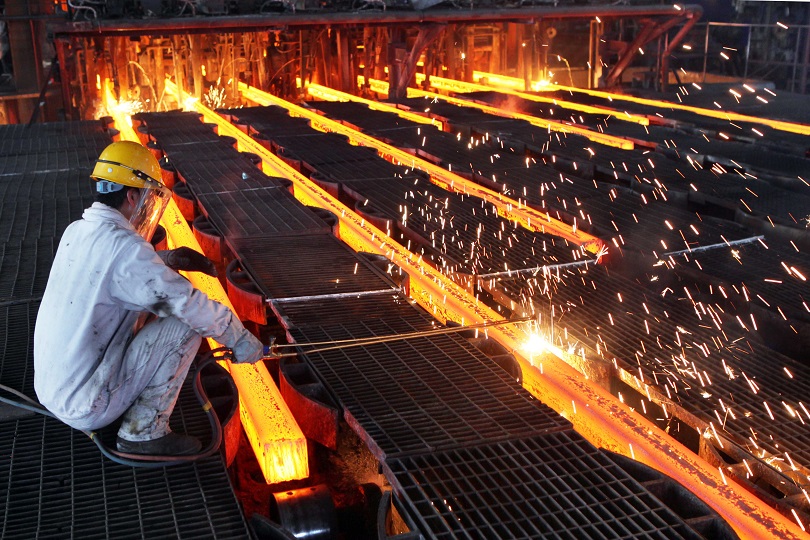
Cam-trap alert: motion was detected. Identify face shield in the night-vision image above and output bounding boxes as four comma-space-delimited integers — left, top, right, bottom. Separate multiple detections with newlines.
129, 184, 172, 243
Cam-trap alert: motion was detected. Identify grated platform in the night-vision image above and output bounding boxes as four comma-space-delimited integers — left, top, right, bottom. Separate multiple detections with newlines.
230, 234, 398, 300
196, 187, 331, 239
289, 314, 572, 460
386, 432, 712, 540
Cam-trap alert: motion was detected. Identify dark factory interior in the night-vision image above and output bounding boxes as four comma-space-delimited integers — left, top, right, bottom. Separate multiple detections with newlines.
0, 0, 808, 538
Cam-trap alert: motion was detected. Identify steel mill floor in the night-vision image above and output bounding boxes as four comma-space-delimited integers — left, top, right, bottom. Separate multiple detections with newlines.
0, 82, 807, 539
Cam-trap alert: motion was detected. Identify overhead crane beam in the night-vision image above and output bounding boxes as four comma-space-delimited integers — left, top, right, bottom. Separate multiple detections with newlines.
240, 81, 607, 256
172, 82, 806, 540
105, 82, 309, 485
363, 76, 636, 150
475, 71, 810, 137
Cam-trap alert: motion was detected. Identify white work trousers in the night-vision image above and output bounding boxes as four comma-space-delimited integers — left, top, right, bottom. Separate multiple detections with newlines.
114, 316, 202, 441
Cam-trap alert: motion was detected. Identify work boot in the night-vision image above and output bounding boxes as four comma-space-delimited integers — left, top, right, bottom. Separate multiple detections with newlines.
116, 432, 202, 456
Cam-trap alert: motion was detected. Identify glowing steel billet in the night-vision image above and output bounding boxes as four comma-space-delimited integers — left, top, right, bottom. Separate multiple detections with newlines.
540, 79, 810, 137
241, 82, 605, 255
112, 80, 309, 484
363, 76, 634, 150
160, 203, 309, 485
424, 72, 650, 126
195, 89, 801, 540
307, 83, 443, 130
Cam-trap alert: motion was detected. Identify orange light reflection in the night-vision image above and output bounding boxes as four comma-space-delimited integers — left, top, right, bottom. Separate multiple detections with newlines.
428, 72, 652, 126
193, 82, 802, 540
307, 83, 443, 131
362, 76, 635, 150
106, 79, 309, 484
476, 71, 810, 137
242, 81, 606, 256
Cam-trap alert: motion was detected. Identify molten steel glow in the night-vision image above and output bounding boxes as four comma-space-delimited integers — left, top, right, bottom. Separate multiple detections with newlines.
188, 82, 804, 540
363, 76, 635, 150
425, 72, 652, 126
523, 333, 551, 356
494, 75, 810, 137
110, 79, 309, 485
307, 83, 443, 130
242, 82, 606, 256
160, 203, 309, 485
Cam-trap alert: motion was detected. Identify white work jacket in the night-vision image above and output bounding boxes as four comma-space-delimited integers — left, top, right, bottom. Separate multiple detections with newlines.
34, 203, 239, 429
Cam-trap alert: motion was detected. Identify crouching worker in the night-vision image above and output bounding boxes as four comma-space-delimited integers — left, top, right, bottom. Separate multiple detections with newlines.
34, 141, 263, 456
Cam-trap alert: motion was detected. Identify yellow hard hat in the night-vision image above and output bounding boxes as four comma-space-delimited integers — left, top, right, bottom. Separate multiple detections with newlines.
91, 140, 164, 192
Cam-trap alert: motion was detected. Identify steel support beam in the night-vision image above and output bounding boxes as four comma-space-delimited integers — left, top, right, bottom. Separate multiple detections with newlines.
604, 12, 697, 88
51, 5, 702, 38
389, 23, 444, 101
659, 9, 701, 92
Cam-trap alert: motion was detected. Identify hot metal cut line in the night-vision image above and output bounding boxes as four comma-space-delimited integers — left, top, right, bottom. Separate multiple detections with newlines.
307, 83, 444, 130
240, 82, 607, 257
108, 80, 309, 485
476, 71, 810, 137
418, 73, 651, 126
362, 77, 635, 150
181, 84, 805, 540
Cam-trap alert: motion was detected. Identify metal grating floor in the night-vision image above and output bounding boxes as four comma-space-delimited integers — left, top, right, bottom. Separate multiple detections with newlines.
0, 170, 96, 202
273, 134, 380, 166
0, 239, 56, 303
172, 153, 288, 195
133, 111, 211, 132
0, 301, 38, 396
271, 291, 422, 329
290, 315, 571, 460
0, 378, 251, 540
135, 110, 741, 538
394, 96, 809, 225
668, 239, 810, 321
220, 106, 314, 137
304, 101, 755, 256
0, 149, 101, 176
458, 90, 810, 179
348, 178, 587, 274
227, 106, 591, 275
196, 187, 331, 239
0, 119, 253, 540
307, 157, 413, 182
0, 197, 95, 243
0, 133, 116, 156
230, 234, 398, 300
0, 120, 111, 140
386, 432, 706, 540
499, 263, 810, 468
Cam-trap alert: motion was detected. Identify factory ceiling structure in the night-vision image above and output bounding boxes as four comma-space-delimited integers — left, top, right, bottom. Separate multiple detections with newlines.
0, 0, 809, 539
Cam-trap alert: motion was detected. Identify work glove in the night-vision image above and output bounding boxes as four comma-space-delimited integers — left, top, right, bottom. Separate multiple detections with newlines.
230, 328, 264, 364
164, 247, 218, 277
